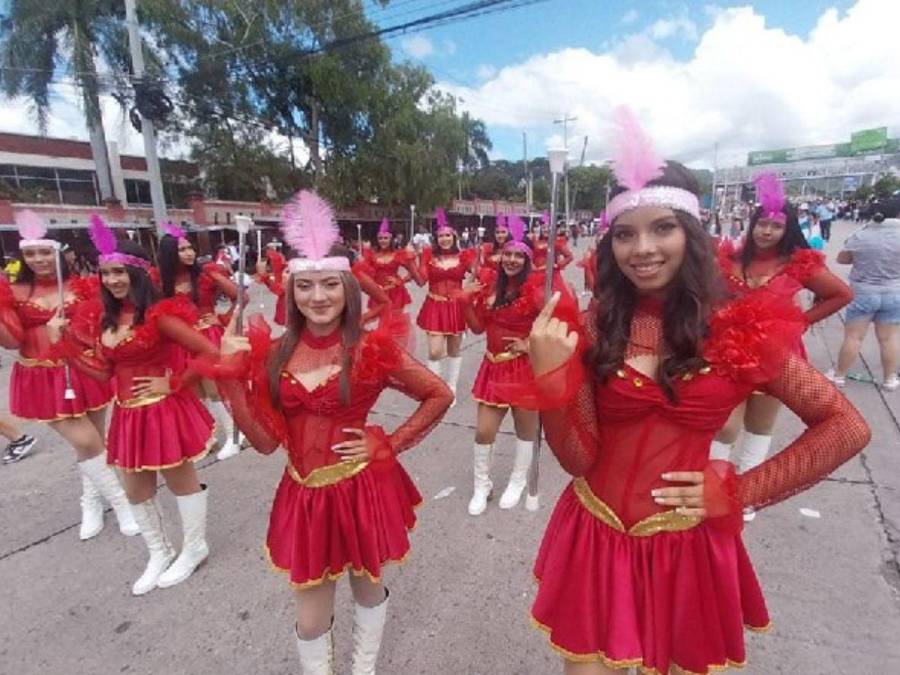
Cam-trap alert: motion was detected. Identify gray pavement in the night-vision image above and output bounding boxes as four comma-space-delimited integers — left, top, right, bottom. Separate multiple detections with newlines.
2, 221, 900, 674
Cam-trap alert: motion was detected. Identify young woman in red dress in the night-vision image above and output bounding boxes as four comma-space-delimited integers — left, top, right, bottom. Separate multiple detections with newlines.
362, 217, 421, 312
0, 211, 136, 541
711, 174, 853, 493
157, 224, 245, 460
415, 207, 477, 402
67, 217, 223, 596
517, 114, 869, 674
531, 212, 574, 280
218, 191, 452, 674
478, 213, 511, 275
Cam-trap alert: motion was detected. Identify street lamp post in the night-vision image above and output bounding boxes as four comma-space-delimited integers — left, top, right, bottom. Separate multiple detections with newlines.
526, 147, 568, 512
409, 205, 416, 245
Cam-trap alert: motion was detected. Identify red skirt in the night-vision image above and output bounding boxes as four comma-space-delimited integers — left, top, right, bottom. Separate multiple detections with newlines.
266, 462, 422, 588
416, 296, 465, 335
169, 322, 225, 374
376, 284, 411, 311
9, 361, 111, 421
106, 390, 216, 471
471, 354, 534, 407
532, 483, 770, 674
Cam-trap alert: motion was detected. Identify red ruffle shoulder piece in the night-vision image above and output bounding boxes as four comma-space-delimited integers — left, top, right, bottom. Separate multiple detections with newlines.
460, 248, 477, 267
476, 266, 498, 290
353, 328, 402, 385
199, 262, 224, 297
145, 295, 201, 334
783, 248, 825, 284
352, 258, 377, 279
68, 274, 101, 302
703, 293, 806, 386
396, 247, 416, 264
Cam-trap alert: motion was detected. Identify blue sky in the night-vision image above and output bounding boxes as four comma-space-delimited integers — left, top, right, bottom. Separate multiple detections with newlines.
367, 0, 885, 167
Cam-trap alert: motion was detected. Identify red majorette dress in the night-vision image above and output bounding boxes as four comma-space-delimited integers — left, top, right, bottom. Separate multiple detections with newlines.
416, 247, 476, 335
512, 295, 869, 674
532, 235, 574, 285
256, 250, 289, 326
216, 321, 452, 588
718, 245, 852, 359
362, 247, 419, 311
465, 273, 577, 408
479, 242, 502, 273
0, 275, 111, 420
66, 297, 218, 471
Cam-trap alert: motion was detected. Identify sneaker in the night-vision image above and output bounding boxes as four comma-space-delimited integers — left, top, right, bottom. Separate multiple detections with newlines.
2, 435, 37, 464
883, 377, 900, 392
825, 369, 846, 387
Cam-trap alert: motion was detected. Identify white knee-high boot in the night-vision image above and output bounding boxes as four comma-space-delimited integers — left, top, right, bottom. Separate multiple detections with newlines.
351, 590, 390, 675
295, 625, 334, 675
212, 401, 242, 460
445, 356, 463, 406
736, 432, 772, 474
78, 455, 139, 538
499, 438, 533, 510
130, 496, 176, 596
709, 440, 733, 462
467, 443, 493, 516
156, 485, 209, 588
427, 358, 444, 380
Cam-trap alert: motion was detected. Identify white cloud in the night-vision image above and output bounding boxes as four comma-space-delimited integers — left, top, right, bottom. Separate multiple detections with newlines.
648, 16, 698, 41
401, 35, 434, 59
444, 39, 457, 55
621, 9, 639, 25
437, 0, 900, 167
476, 64, 498, 81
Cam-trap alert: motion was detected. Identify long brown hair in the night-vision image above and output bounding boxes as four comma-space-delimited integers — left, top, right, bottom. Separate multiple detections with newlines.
589, 161, 724, 402
267, 244, 362, 408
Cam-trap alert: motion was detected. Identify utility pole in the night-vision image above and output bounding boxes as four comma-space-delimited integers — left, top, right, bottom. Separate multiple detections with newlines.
554, 114, 577, 227
522, 131, 531, 209
124, 0, 167, 231
710, 142, 719, 232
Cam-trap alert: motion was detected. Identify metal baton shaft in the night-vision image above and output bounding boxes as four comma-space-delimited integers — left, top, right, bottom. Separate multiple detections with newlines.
54, 245, 76, 400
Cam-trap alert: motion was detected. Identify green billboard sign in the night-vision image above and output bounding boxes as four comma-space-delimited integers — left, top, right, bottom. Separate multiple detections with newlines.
748, 128, 896, 166
850, 127, 887, 153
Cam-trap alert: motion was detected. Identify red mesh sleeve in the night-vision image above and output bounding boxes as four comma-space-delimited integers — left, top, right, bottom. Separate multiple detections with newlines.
0, 278, 24, 348
382, 349, 454, 454
354, 267, 390, 325
738, 354, 871, 510
64, 300, 112, 381
803, 268, 853, 324
539, 356, 600, 477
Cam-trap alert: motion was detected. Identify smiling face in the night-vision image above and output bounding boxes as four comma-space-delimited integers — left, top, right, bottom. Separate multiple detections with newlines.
21, 246, 57, 278
752, 217, 786, 251
437, 231, 455, 250
292, 271, 346, 329
500, 248, 527, 277
100, 261, 131, 300
494, 227, 510, 244
376, 232, 392, 250
610, 206, 686, 295
177, 239, 196, 266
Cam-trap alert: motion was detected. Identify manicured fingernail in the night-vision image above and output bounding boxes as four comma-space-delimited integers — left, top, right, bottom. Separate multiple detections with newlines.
650, 489, 661, 496
654, 498, 665, 504
661, 473, 672, 480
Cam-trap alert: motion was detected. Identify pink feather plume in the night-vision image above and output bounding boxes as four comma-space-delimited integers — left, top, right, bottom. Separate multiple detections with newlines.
15, 209, 47, 240
753, 172, 786, 216
540, 211, 549, 225
89, 214, 118, 255
610, 106, 665, 191
495, 213, 507, 229
506, 214, 526, 243
163, 221, 186, 240
281, 190, 338, 261
435, 207, 448, 229
378, 217, 390, 234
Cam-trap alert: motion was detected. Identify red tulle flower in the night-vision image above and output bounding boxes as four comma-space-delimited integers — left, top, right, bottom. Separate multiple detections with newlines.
354, 331, 401, 384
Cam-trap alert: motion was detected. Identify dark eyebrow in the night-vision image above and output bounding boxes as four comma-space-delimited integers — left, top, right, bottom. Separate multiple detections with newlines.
614, 216, 678, 228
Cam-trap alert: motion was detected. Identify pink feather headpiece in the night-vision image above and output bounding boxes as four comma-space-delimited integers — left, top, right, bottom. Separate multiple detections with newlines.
16, 210, 56, 249
495, 213, 508, 231
606, 106, 699, 224
162, 221, 187, 241
281, 190, 350, 274
434, 207, 454, 236
598, 210, 609, 231
378, 217, 391, 235
540, 211, 549, 226
89, 214, 151, 270
753, 173, 787, 224
502, 213, 533, 260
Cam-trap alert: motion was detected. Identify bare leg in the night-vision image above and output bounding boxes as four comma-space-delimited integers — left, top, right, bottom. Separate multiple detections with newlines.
835, 319, 871, 376
446, 333, 463, 358
874, 321, 900, 381
49, 416, 105, 462
564, 660, 621, 674
160, 460, 202, 497
348, 574, 387, 608
0, 415, 24, 441
294, 580, 337, 639
86, 407, 107, 439
713, 400, 746, 445
121, 470, 160, 505
744, 394, 782, 436
475, 403, 507, 445
427, 333, 447, 361
511, 406, 539, 442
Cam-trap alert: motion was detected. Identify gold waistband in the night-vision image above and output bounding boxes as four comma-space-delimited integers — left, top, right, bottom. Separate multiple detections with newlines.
486, 350, 523, 364
286, 459, 370, 488
116, 393, 169, 409
196, 314, 220, 330
573, 477, 702, 537
17, 356, 63, 368
427, 292, 451, 302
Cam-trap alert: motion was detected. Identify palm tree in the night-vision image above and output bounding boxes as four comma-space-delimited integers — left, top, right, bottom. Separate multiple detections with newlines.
0, 1, 131, 202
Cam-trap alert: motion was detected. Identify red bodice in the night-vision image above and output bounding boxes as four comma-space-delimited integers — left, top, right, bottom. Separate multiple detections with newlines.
480, 243, 502, 272
420, 247, 475, 297
0, 275, 99, 359
363, 249, 415, 289
469, 276, 543, 354
532, 236, 572, 271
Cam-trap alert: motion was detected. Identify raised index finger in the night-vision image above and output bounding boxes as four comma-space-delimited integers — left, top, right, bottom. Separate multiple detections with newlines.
534, 291, 561, 328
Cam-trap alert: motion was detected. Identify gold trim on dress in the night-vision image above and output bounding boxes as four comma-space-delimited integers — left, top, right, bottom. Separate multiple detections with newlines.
427, 292, 451, 302
264, 544, 411, 590
17, 356, 63, 368
114, 425, 217, 473
19, 400, 111, 423
286, 459, 370, 488
115, 393, 169, 409
485, 350, 523, 364
572, 477, 702, 537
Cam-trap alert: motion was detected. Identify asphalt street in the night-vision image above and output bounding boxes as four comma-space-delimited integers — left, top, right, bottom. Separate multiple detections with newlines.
2, 220, 899, 674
